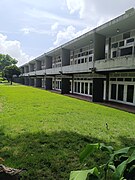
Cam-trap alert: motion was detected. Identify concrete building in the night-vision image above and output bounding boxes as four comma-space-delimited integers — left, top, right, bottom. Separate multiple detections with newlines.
19, 8, 135, 106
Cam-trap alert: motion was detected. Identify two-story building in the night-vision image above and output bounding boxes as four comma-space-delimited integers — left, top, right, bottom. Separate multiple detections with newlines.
19, 8, 135, 106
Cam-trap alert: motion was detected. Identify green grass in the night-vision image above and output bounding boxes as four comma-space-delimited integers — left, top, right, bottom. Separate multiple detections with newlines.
0, 83, 135, 179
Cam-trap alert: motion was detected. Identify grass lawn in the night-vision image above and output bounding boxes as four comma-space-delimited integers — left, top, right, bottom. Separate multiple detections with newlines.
0, 83, 135, 179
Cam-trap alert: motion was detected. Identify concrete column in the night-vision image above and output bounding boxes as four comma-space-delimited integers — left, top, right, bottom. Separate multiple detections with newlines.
36, 61, 42, 70
24, 77, 29, 85
105, 74, 109, 101
35, 78, 42, 87
29, 78, 34, 86
62, 48, 70, 66
92, 78, 104, 102
94, 33, 106, 61
46, 56, 52, 69
46, 78, 52, 90
61, 78, 70, 94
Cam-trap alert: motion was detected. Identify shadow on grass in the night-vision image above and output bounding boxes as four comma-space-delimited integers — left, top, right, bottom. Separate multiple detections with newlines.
118, 136, 135, 147
0, 128, 110, 180
1, 128, 133, 180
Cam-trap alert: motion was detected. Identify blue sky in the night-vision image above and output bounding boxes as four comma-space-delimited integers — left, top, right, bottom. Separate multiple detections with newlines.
0, 0, 135, 65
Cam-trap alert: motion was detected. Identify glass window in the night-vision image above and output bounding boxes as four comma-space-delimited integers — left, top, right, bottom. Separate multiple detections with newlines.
111, 84, 117, 100
77, 82, 80, 93
123, 32, 130, 39
120, 47, 133, 56
89, 57, 92, 62
85, 83, 88, 94
112, 51, 117, 58
119, 41, 124, 47
126, 38, 134, 44
81, 82, 84, 93
127, 85, 134, 103
75, 82, 77, 92
110, 78, 116, 81
125, 78, 132, 82
112, 42, 118, 48
89, 83, 93, 95
118, 84, 124, 101
117, 78, 123, 81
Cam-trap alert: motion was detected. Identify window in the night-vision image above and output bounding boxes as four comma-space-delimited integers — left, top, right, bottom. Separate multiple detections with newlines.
111, 84, 117, 100
112, 51, 117, 58
89, 50, 93, 54
125, 78, 132, 81
110, 78, 116, 81
81, 58, 84, 63
112, 42, 118, 48
77, 82, 80, 93
75, 82, 77, 92
120, 47, 133, 56
89, 57, 92, 62
81, 82, 84, 93
127, 85, 134, 103
118, 84, 124, 101
89, 83, 93, 95
80, 48, 82, 52
117, 78, 123, 81
78, 59, 80, 64
126, 38, 134, 44
123, 32, 130, 39
85, 83, 88, 94
119, 41, 124, 47
85, 51, 88, 55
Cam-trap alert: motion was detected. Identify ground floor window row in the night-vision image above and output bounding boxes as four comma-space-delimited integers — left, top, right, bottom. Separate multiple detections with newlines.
72, 81, 93, 96
110, 77, 135, 82
110, 82, 135, 104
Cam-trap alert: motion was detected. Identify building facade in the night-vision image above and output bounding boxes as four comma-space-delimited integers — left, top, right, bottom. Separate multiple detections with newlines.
19, 8, 135, 106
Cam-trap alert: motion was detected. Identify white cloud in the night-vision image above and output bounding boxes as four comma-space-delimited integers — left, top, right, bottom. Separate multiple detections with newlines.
21, 27, 51, 35
25, 8, 86, 27
51, 22, 59, 31
53, 25, 91, 47
66, 0, 135, 26
0, 33, 33, 66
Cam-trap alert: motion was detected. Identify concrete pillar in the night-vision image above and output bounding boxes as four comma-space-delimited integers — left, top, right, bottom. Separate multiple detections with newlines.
46, 56, 52, 69
62, 48, 70, 66
94, 33, 106, 61
46, 78, 52, 90
105, 74, 109, 101
29, 78, 34, 86
36, 61, 42, 70
35, 78, 42, 87
24, 77, 29, 85
92, 78, 104, 102
61, 78, 70, 94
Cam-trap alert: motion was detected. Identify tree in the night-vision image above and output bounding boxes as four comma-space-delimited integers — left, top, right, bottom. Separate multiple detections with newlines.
3, 65, 20, 85
0, 54, 18, 71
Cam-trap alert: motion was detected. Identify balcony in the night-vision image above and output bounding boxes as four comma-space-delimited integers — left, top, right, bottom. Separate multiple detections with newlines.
46, 67, 62, 75
95, 55, 135, 72
36, 69, 46, 76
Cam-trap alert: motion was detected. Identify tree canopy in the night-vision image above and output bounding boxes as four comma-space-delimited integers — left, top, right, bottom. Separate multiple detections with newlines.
0, 54, 18, 71
3, 65, 20, 85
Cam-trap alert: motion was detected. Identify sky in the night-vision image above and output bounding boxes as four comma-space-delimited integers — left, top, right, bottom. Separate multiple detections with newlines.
0, 0, 135, 66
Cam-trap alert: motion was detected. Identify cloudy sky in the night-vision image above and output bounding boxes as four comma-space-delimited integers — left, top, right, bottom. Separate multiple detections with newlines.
0, 0, 135, 65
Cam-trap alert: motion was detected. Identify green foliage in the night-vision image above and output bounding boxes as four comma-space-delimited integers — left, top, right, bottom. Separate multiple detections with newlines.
0, 84, 135, 179
3, 65, 20, 84
0, 54, 17, 71
70, 167, 99, 180
70, 143, 135, 180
